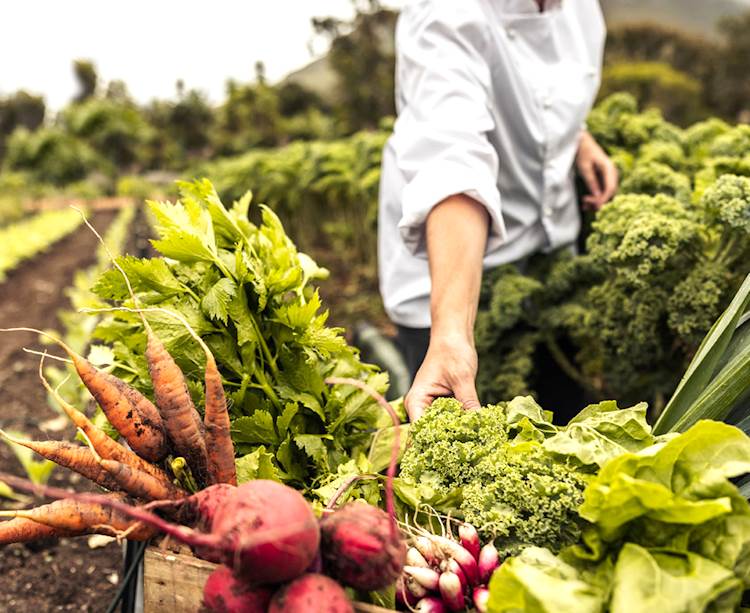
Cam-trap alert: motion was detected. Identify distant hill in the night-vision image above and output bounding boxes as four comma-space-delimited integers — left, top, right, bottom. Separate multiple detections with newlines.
601, 0, 748, 36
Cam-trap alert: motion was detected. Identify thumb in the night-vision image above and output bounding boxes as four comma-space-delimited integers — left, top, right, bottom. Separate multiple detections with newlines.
454, 380, 481, 411
404, 392, 430, 422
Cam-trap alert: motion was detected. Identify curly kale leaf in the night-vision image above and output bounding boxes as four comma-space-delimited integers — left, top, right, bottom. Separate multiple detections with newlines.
462, 446, 587, 555
707, 125, 750, 159
620, 162, 692, 203
702, 174, 750, 237
400, 398, 587, 555
399, 398, 509, 488
667, 261, 733, 347
587, 193, 701, 287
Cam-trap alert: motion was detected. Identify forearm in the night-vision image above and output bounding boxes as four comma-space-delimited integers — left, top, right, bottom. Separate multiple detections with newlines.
426, 193, 490, 342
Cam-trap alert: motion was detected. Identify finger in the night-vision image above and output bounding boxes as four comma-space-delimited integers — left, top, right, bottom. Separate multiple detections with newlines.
582, 194, 598, 211
404, 390, 431, 422
453, 380, 481, 411
601, 160, 619, 203
579, 161, 602, 200
583, 194, 603, 212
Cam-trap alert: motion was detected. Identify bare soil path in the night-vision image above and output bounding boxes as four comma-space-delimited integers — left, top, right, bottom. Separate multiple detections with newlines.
0, 211, 125, 612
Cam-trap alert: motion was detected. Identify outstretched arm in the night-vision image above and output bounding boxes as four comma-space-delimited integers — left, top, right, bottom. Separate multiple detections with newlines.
404, 194, 489, 422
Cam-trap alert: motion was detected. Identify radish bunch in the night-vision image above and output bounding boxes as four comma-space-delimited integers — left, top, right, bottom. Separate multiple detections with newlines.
397, 523, 501, 612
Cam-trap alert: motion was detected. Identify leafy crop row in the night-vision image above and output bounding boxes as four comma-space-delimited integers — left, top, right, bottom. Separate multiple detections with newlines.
0, 209, 83, 281
475, 94, 750, 410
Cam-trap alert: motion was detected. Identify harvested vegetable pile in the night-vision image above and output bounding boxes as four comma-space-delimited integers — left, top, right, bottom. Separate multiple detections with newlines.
89, 179, 393, 503
488, 419, 750, 613
396, 395, 750, 612
397, 396, 653, 557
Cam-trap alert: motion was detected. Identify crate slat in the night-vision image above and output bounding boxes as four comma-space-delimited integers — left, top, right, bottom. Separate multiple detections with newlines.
142, 546, 395, 613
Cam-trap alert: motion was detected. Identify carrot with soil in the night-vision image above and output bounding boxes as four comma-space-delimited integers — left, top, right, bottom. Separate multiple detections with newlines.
0, 430, 122, 492
0, 495, 156, 541
37, 353, 174, 485
80, 430, 187, 502
0, 326, 168, 462
0, 517, 69, 545
85, 303, 237, 487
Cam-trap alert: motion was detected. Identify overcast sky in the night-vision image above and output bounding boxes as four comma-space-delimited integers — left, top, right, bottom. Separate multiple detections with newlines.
1, 1, 404, 111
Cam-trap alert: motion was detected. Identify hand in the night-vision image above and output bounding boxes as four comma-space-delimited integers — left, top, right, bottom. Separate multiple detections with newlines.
404, 333, 480, 422
576, 131, 618, 211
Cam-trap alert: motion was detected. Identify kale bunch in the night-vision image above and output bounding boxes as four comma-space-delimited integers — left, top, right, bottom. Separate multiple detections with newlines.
399, 398, 588, 555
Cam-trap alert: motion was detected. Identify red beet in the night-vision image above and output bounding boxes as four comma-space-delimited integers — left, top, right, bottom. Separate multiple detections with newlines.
320, 500, 406, 591
203, 565, 272, 613
0, 475, 320, 587
268, 574, 353, 613
191, 483, 236, 563
210, 480, 320, 584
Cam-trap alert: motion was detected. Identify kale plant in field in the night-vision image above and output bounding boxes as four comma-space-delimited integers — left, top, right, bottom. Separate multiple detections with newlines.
476, 94, 750, 407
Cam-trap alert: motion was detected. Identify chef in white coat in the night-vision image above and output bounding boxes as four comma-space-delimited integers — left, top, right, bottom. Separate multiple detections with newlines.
378, 0, 618, 421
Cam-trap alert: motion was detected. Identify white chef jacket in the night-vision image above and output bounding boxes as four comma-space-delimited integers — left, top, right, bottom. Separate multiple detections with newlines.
378, 0, 606, 328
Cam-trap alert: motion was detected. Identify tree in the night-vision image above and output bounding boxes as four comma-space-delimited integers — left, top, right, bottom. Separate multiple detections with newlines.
0, 91, 45, 160
598, 62, 705, 125
73, 59, 98, 103
212, 78, 283, 155
313, 3, 397, 132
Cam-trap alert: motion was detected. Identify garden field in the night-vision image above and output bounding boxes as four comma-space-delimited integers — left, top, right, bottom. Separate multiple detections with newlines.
1, 3, 749, 611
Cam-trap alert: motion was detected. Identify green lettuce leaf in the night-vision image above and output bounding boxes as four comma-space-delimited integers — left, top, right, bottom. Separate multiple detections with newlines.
609, 544, 742, 613
487, 547, 605, 613
544, 401, 653, 467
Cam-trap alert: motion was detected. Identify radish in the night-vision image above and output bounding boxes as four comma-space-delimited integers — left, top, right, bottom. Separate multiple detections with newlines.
431, 535, 479, 586
203, 565, 272, 613
403, 565, 441, 591
404, 574, 429, 599
414, 535, 442, 566
268, 574, 353, 613
458, 523, 481, 561
396, 576, 420, 608
407, 546, 430, 568
478, 543, 500, 585
473, 586, 490, 613
415, 597, 448, 613
320, 377, 407, 591
0, 474, 319, 587
438, 571, 465, 612
443, 559, 467, 591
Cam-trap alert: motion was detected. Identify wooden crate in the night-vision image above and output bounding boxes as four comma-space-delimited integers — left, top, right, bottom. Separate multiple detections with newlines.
143, 546, 394, 613
143, 547, 215, 613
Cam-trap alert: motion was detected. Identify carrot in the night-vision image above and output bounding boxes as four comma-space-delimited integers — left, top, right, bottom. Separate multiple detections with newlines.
0, 517, 69, 544
75, 211, 210, 480
0, 430, 121, 491
37, 354, 174, 486
0, 496, 156, 541
145, 330, 209, 484
77, 429, 187, 502
203, 353, 237, 486
0, 327, 168, 462
85, 307, 235, 487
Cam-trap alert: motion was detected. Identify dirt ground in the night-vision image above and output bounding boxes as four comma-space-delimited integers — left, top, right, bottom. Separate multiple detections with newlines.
0, 211, 125, 612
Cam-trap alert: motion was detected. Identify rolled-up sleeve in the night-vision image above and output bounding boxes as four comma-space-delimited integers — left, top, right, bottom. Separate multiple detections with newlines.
392, 3, 506, 256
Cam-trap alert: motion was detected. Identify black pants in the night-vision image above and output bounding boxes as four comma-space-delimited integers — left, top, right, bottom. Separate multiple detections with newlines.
395, 325, 431, 381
